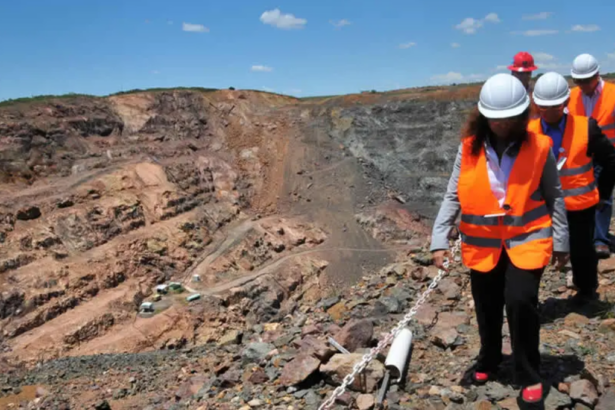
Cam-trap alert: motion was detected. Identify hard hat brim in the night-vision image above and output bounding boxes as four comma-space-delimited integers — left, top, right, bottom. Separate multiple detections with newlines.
507, 64, 538, 72
478, 96, 531, 119
532, 90, 570, 107
571, 66, 600, 79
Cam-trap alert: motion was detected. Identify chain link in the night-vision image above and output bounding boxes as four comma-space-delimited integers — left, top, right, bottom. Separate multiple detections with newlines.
318, 238, 462, 410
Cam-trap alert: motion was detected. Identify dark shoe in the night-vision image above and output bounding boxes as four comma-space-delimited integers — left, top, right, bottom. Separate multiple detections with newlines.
570, 290, 599, 306
596, 244, 610, 259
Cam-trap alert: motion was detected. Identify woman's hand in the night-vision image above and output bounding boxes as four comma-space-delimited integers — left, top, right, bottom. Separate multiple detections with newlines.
432, 250, 451, 271
552, 252, 569, 270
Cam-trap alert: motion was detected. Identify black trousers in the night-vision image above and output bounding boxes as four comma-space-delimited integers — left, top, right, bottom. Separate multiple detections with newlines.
471, 249, 543, 387
568, 205, 599, 294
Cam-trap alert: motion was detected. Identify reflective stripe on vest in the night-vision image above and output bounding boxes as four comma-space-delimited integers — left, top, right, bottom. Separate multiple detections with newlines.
461, 203, 549, 227
569, 82, 615, 143
528, 115, 599, 211
461, 226, 552, 249
457, 132, 553, 273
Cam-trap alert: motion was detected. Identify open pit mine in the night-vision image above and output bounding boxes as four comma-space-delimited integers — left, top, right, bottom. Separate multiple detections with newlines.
1, 86, 614, 410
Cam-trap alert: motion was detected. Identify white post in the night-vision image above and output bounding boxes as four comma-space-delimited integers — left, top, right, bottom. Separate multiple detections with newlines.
384, 328, 413, 383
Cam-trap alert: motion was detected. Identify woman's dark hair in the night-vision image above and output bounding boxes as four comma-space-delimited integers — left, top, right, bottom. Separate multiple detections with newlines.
461, 106, 531, 156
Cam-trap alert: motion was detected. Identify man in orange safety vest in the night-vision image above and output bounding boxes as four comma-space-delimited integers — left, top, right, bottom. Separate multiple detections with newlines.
530, 72, 615, 303
567, 54, 615, 259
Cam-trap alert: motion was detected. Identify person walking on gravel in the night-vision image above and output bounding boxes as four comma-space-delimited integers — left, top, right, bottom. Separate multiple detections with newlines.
566, 53, 615, 259
430, 73, 569, 408
529, 72, 615, 304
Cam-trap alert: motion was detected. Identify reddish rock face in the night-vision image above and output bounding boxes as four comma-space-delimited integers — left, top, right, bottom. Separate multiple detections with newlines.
278, 353, 321, 386
333, 319, 374, 352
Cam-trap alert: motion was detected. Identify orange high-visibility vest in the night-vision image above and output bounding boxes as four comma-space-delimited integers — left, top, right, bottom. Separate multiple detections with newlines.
528, 115, 598, 211
457, 132, 553, 273
568, 82, 615, 143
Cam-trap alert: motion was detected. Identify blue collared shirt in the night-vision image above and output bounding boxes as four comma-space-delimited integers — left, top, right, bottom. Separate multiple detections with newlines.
541, 115, 567, 158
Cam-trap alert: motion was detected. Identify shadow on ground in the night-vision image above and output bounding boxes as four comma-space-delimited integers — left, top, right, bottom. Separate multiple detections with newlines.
458, 353, 585, 390
458, 354, 585, 410
539, 296, 614, 325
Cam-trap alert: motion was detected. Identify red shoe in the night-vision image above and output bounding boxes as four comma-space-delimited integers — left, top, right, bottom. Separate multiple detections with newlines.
522, 384, 543, 403
474, 372, 489, 383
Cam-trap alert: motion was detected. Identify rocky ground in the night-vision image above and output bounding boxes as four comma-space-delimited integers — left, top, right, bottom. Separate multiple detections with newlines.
1, 84, 615, 409
2, 230, 615, 410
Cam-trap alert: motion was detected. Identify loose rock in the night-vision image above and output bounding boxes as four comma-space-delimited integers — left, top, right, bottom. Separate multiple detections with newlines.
432, 328, 460, 349
564, 313, 590, 328
570, 379, 598, 407
378, 296, 401, 313
320, 354, 385, 393
598, 319, 615, 334
218, 330, 242, 346
334, 319, 373, 352
596, 389, 615, 410
279, 353, 321, 386
299, 335, 336, 362
242, 343, 275, 363
545, 386, 572, 409
356, 394, 375, 410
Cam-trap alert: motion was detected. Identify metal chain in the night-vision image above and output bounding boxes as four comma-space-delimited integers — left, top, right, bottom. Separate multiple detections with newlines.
318, 238, 462, 410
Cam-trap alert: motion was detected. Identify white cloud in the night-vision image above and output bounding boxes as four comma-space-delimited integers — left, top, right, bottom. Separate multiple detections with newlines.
399, 42, 416, 49
523, 12, 553, 20
455, 13, 500, 34
433, 72, 464, 82
287, 88, 302, 95
532, 52, 555, 62
251, 65, 273, 72
455, 18, 483, 34
451, 42, 461, 48
182, 22, 209, 33
511, 29, 558, 36
533, 52, 568, 70
607, 52, 615, 60
260, 9, 306, 29
431, 72, 484, 84
330, 19, 351, 28
484, 13, 501, 23
571, 24, 600, 32
538, 63, 569, 70
262, 86, 275, 92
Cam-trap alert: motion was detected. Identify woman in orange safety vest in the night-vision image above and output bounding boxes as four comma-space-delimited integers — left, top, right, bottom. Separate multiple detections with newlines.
430, 73, 569, 408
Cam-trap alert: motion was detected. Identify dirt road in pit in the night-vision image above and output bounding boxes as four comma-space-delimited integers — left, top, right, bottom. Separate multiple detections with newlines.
191, 244, 414, 295
181, 212, 409, 295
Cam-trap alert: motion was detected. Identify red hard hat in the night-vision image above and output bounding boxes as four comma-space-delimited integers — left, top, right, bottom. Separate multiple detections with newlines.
508, 52, 538, 72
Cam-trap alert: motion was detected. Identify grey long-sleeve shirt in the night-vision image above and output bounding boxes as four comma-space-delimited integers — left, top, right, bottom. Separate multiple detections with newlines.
430, 144, 570, 253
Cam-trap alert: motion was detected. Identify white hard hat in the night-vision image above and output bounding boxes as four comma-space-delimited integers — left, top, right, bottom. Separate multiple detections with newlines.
478, 73, 530, 119
533, 72, 570, 106
571, 53, 600, 79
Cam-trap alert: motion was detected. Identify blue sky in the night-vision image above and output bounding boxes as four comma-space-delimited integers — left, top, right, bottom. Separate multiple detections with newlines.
0, 0, 614, 100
